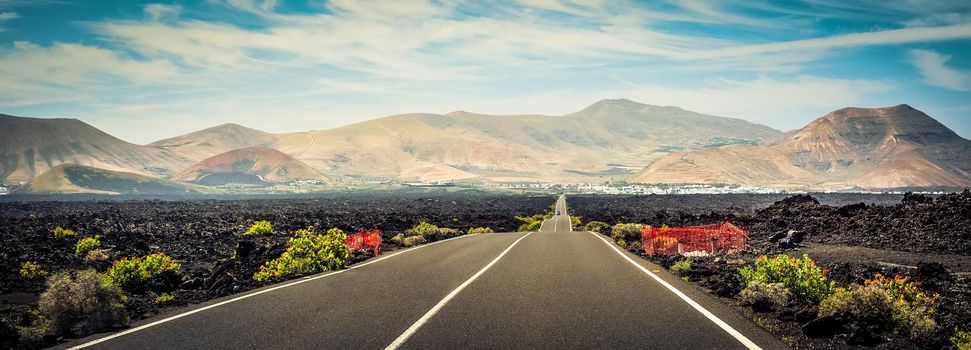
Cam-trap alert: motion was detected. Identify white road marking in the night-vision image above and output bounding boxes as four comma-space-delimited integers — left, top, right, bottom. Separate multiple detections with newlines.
385, 231, 534, 350
587, 231, 763, 350
68, 234, 475, 349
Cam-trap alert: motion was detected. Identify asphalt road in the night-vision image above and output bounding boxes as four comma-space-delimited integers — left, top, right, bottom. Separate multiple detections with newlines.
63, 195, 786, 350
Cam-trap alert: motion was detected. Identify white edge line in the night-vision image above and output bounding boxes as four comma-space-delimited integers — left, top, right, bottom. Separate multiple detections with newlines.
385, 231, 534, 350
68, 234, 475, 349
587, 231, 763, 350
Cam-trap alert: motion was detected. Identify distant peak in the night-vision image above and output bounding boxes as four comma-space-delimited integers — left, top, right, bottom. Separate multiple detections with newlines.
590, 98, 647, 108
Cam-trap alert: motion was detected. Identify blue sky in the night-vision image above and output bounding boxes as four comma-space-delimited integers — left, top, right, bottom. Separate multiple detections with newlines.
0, 0, 969, 143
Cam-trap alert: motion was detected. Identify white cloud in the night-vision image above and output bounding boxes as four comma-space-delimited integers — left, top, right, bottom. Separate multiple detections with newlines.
0, 41, 180, 105
144, 4, 181, 22
908, 49, 970, 91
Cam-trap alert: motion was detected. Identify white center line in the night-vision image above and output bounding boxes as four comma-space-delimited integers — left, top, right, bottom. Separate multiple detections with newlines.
385, 231, 534, 350
587, 231, 763, 350
68, 234, 475, 349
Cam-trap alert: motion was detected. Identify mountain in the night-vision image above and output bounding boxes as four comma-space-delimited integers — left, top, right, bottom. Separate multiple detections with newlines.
19, 164, 210, 195
0, 114, 190, 185
271, 99, 781, 182
174, 147, 326, 186
633, 105, 971, 190
148, 123, 278, 162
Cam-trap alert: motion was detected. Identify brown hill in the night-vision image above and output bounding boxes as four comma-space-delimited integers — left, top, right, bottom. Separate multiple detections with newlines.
148, 123, 278, 162
174, 147, 326, 185
633, 105, 971, 190
0, 114, 189, 185
272, 99, 781, 182
20, 164, 210, 195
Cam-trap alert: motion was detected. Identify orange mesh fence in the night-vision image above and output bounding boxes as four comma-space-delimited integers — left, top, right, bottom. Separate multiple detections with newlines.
345, 228, 382, 255
641, 221, 748, 256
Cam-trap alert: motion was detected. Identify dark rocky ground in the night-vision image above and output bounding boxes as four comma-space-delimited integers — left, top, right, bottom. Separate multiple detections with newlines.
571, 190, 971, 349
0, 192, 554, 348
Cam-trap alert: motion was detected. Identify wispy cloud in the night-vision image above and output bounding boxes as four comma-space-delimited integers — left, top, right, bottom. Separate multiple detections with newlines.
908, 49, 970, 91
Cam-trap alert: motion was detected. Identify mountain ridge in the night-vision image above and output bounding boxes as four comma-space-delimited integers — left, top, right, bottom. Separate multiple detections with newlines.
633, 104, 971, 189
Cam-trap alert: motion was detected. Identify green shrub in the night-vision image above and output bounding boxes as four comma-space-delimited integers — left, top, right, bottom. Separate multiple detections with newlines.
628, 240, 642, 253
404, 222, 459, 240
154, 293, 174, 304
819, 284, 894, 326
583, 221, 610, 233
409, 221, 440, 237
253, 227, 349, 282
570, 216, 582, 228
739, 281, 792, 310
52, 226, 76, 238
243, 220, 273, 236
103, 253, 182, 290
738, 254, 834, 304
20, 261, 47, 280
515, 212, 552, 232
866, 274, 939, 339
615, 239, 627, 249
20, 269, 128, 339
75, 236, 102, 257
610, 223, 643, 241
467, 227, 493, 235
390, 233, 405, 245
670, 259, 692, 277
403, 235, 426, 247
953, 328, 971, 350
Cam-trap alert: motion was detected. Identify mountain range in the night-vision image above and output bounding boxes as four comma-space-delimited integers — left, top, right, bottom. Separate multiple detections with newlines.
1, 100, 967, 194
633, 105, 971, 189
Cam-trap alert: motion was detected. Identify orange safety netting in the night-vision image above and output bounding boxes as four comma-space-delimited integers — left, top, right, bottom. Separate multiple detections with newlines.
345, 228, 382, 255
641, 221, 748, 256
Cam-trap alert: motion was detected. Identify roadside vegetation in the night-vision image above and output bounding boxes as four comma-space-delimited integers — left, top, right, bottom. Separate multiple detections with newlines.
584, 197, 967, 350
253, 227, 349, 281
389, 221, 462, 248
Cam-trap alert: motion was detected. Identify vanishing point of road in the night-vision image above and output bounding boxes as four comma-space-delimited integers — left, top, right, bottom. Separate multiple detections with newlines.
62, 196, 786, 350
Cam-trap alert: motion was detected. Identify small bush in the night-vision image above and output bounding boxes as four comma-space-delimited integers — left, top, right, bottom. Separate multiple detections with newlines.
610, 223, 643, 241
243, 220, 273, 236
467, 227, 493, 235
628, 240, 642, 253
52, 226, 76, 238
21, 269, 128, 339
583, 221, 610, 233
253, 227, 349, 282
739, 254, 834, 304
20, 261, 47, 280
953, 329, 971, 350
390, 233, 405, 245
154, 293, 174, 304
866, 274, 939, 339
570, 216, 582, 228
103, 253, 181, 290
515, 213, 552, 232
405, 222, 459, 240
75, 236, 102, 257
820, 284, 894, 325
739, 281, 792, 310
670, 259, 692, 277
403, 235, 427, 247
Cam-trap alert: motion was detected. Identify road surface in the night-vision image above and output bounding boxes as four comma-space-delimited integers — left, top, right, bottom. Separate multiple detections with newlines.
63, 195, 785, 350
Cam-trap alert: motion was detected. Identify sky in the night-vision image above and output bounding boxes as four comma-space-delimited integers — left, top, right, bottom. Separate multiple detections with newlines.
0, 0, 969, 144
